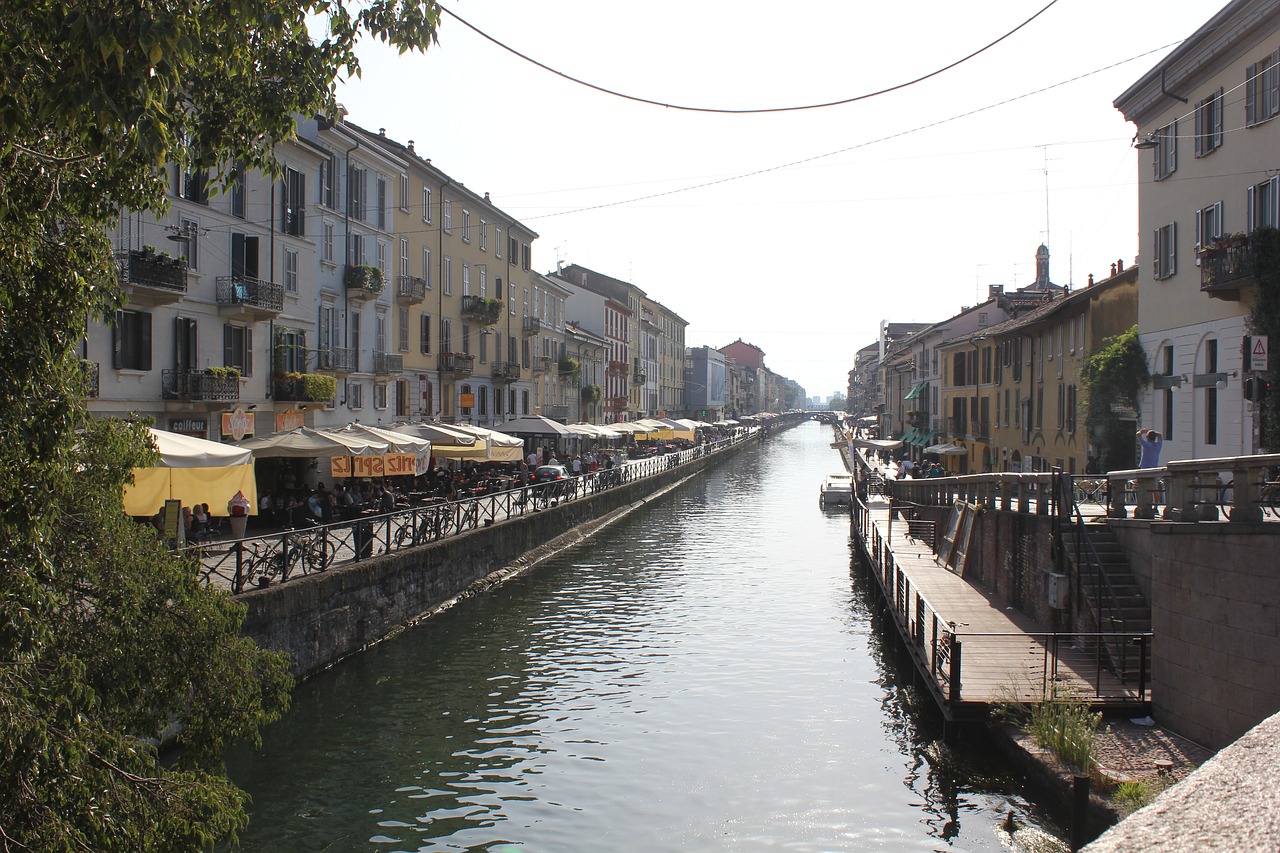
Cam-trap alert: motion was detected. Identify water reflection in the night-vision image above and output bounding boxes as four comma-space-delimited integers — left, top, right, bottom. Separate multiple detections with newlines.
226, 422, 1065, 852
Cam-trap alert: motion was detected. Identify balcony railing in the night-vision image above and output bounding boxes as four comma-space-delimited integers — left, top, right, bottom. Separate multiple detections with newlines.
316, 347, 357, 373
1200, 241, 1254, 299
345, 264, 385, 300
82, 361, 99, 398
439, 352, 475, 377
608, 360, 629, 375
533, 355, 553, 374
373, 351, 403, 375
461, 295, 503, 325
216, 275, 283, 314
162, 369, 240, 402
492, 361, 521, 381
273, 375, 331, 403
397, 274, 428, 303
548, 405, 570, 420
631, 372, 647, 385
522, 316, 541, 336
118, 250, 187, 298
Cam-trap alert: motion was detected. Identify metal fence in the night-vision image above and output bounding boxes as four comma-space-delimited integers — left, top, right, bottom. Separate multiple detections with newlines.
183, 432, 749, 594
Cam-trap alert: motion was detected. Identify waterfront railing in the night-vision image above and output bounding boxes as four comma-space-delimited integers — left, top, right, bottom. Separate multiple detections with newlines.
184, 431, 753, 594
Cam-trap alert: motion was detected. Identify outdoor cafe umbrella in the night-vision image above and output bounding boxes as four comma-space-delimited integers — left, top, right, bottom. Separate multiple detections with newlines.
447, 424, 525, 462
498, 414, 573, 437
123, 427, 256, 517
238, 426, 388, 457
325, 423, 431, 454
389, 421, 478, 447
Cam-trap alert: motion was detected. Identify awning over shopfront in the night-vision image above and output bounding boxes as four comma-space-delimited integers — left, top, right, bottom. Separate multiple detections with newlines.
924, 442, 968, 456
901, 428, 918, 445
910, 430, 936, 447
903, 381, 928, 401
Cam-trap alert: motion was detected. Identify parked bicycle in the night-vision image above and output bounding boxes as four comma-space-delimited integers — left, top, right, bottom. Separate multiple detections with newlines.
241, 523, 334, 589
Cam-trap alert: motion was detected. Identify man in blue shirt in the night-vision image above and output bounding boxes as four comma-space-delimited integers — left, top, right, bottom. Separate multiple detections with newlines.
1138, 429, 1163, 468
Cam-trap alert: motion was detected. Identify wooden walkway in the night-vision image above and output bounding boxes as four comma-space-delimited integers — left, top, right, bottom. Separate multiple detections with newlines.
855, 496, 1145, 722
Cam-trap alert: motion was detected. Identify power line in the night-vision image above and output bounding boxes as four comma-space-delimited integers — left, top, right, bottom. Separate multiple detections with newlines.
440, 1, 1062, 114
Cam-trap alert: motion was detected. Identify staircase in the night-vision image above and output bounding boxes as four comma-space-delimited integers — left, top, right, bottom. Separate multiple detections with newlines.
1063, 520, 1152, 684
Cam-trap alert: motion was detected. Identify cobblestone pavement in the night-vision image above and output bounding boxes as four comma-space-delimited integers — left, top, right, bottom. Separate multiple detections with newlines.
1092, 718, 1216, 784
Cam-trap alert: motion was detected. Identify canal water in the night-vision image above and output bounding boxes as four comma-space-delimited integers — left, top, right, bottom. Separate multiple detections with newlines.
226, 421, 1067, 852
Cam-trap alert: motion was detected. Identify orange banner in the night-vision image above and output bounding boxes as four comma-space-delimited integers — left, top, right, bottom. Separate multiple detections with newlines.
330, 453, 418, 479
276, 408, 305, 432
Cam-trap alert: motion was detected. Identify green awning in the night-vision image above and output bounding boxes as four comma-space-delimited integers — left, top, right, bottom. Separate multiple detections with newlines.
903, 380, 928, 401
901, 428, 917, 444
913, 430, 936, 447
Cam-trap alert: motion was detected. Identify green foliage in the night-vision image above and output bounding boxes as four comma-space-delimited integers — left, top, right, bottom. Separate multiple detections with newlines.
1248, 227, 1280, 450
1082, 325, 1149, 470
1110, 778, 1169, 816
558, 356, 580, 375
991, 683, 1100, 775
205, 365, 241, 380
1, 0, 441, 847
581, 384, 603, 404
344, 263, 385, 294
302, 372, 337, 402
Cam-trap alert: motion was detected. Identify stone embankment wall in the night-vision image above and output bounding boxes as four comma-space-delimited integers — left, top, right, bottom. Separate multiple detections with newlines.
239, 442, 751, 680
1109, 520, 1280, 749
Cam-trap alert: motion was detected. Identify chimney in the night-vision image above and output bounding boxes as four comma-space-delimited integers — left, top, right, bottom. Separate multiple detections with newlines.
379, 127, 386, 136
1089, 273, 1095, 286
987, 284, 1004, 298
1117, 258, 1124, 272
407, 140, 415, 152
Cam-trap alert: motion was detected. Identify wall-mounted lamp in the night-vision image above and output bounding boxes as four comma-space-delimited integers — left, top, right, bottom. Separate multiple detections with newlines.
165, 222, 202, 242
246, 404, 257, 411
1132, 133, 1159, 150
298, 404, 309, 411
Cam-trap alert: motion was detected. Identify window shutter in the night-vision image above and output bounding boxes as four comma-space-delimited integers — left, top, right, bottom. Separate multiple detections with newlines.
245, 327, 253, 377
1195, 101, 1204, 158
1169, 222, 1176, 276
1272, 176, 1280, 227
139, 312, 152, 371
1271, 49, 1280, 118
112, 310, 123, 369
1249, 184, 1257, 232
1195, 208, 1203, 249
1166, 119, 1177, 176
223, 324, 233, 368
1213, 88, 1224, 145
1153, 229, 1160, 277
1247, 62, 1257, 126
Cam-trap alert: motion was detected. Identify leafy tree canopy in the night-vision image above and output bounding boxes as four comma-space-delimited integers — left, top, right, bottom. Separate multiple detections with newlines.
1, 1, 439, 848
1082, 325, 1149, 470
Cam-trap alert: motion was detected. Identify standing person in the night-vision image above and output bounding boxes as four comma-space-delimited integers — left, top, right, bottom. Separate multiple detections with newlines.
527, 446, 540, 469
571, 454, 583, 476
1138, 429, 1163, 468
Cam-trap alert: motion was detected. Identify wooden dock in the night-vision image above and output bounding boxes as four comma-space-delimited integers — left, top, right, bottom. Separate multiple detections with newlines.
854, 496, 1146, 723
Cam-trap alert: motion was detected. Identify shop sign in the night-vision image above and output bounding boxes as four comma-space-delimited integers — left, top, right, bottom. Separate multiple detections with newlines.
168, 418, 207, 438
276, 408, 306, 432
221, 407, 254, 441
330, 453, 418, 479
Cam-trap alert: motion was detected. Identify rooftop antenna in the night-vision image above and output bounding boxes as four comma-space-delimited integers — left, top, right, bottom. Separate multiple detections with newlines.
975, 263, 990, 304
1037, 144, 1059, 251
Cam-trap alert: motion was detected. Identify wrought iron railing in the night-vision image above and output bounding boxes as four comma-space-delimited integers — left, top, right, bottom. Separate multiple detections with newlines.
373, 351, 403, 374
522, 316, 541, 336
162, 369, 240, 402
316, 347, 357, 373
397, 274, 428, 302
492, 361, 521, 381
215, 275, 283, 312
1200, 242, 1253, 294
439, 352, 475, 376
118, 250, 187, 294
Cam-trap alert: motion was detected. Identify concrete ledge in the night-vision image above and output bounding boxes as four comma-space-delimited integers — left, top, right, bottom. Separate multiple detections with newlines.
1084, 710, 1280, 851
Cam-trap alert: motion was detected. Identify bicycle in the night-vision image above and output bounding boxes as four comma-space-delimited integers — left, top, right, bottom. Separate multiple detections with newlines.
243, 525, 334, 588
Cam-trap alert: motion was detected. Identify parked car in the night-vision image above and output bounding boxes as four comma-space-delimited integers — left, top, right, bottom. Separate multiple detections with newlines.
530, 464, 571, 501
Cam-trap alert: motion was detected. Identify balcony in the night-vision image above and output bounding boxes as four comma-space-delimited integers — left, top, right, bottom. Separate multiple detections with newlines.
345, 264, 385, 301
548, 405, 570, 420
272, 373, 335, 403
82, 361, 99, 399
216, 275, 283, 318
608, 360, 629, 375
1200, 240, 1254, 301
522, 316, 541, 336
461, 295, 503, 325
632, 372, 647, 385
396, 274, 428, 303
439, 352, 475, 377
533, 355, 553, 374
492, 361, 521, 382
162, 369, 240, 402
558, 357, 580, 376
373, 351, 403, 375
117, 250, 187, 304
316, 347, 357, 374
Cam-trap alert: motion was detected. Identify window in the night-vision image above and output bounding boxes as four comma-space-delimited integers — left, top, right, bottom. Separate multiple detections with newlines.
398, 307, 409, 352
420, 377, 433, 417
522, 389, 529, 415
462, 263, 470, 296
399, 174, 409, 211
400, 238, 410, 276
349, 381, 363, 409
1067, 385, 1077, 434
350, 310, 361, 370
351, 232, 365, 266
230, 167, 245, 219
443, 198, 453, 233
1246, 47, 1280, 127
375, 383, 387, 409
223, 324, 253, 376
320, 302, 335, 354
443, 256, 453, 295
1195, 202, 1223, 254
479, 266, 487, 297
322, 221, 335, 263
348, 165, 367, 221
479, 329, 488, 363
521, 242, 531, 270
495, 227, 502, 258
1205, 339, 1218, 446
376, 177, 387, 230
508, 235, 519, 261
423, 187, 432, 223
169, 219, 197, 272
461, 323, 471, 356
320, 153, 336, 208
1249, 175, 1280, 231
376, 240, 387, 274
1195, 88, 1224, 156
282, 167, 305, 236
462, 209, 471, 242
276, 329, 306, 373
375, 313, 387, 354
420, 313, 432, 354
477, 386, 488, 417
1154, 223, 1177, 280
396, 379, 410, 418
1162, 345, 1175, 440
175, 163, 208, 204
1153, 120, 1176, 181
112, 309, 152, 370
479, 220, 487, 250
284, 249, 298, 293
230, 233, 259, 280
441, 318, 452, 353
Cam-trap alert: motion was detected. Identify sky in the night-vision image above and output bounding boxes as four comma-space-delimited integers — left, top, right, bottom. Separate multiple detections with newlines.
333, 0, 1219, 399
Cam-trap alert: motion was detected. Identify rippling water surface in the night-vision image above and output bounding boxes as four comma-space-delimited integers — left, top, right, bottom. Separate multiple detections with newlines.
226, 422, 1066, 852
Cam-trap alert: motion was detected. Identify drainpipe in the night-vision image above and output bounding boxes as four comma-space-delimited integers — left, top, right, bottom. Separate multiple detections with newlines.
438, 177, 453, 419
340, 133, 360, 406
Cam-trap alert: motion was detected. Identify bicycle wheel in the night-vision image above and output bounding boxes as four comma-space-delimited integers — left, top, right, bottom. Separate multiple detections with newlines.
307, 539, 335, 572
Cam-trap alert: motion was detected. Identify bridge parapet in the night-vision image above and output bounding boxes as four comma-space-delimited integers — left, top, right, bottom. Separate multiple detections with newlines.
1107, 452, 1280, 523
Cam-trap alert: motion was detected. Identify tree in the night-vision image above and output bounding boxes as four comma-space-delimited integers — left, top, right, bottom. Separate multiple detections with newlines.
0, 1, 440, 847
828, 393, 847, 412
1247, 226, 1280, 450
1082, 325, 1149, 471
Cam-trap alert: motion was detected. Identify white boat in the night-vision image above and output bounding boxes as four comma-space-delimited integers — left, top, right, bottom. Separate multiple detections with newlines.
819, 472, 853, 508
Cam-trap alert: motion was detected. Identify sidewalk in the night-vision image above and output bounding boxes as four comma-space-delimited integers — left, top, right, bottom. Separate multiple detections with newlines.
1092, 718, 1215, 784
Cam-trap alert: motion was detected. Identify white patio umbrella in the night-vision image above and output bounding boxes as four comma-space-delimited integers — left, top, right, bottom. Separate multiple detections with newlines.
389, 421, 478, 447
498, 414, 573, 437
325, 423, 431, 454
447, 424, 525, 462
123, 427, 257, 516
239, 426, 387, 457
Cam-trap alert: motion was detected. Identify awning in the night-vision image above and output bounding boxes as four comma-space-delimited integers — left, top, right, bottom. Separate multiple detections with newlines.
903, 380, 928, 401
911, 430, 936, 447
924, 442, 968, 456
901, 428, 918, 445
